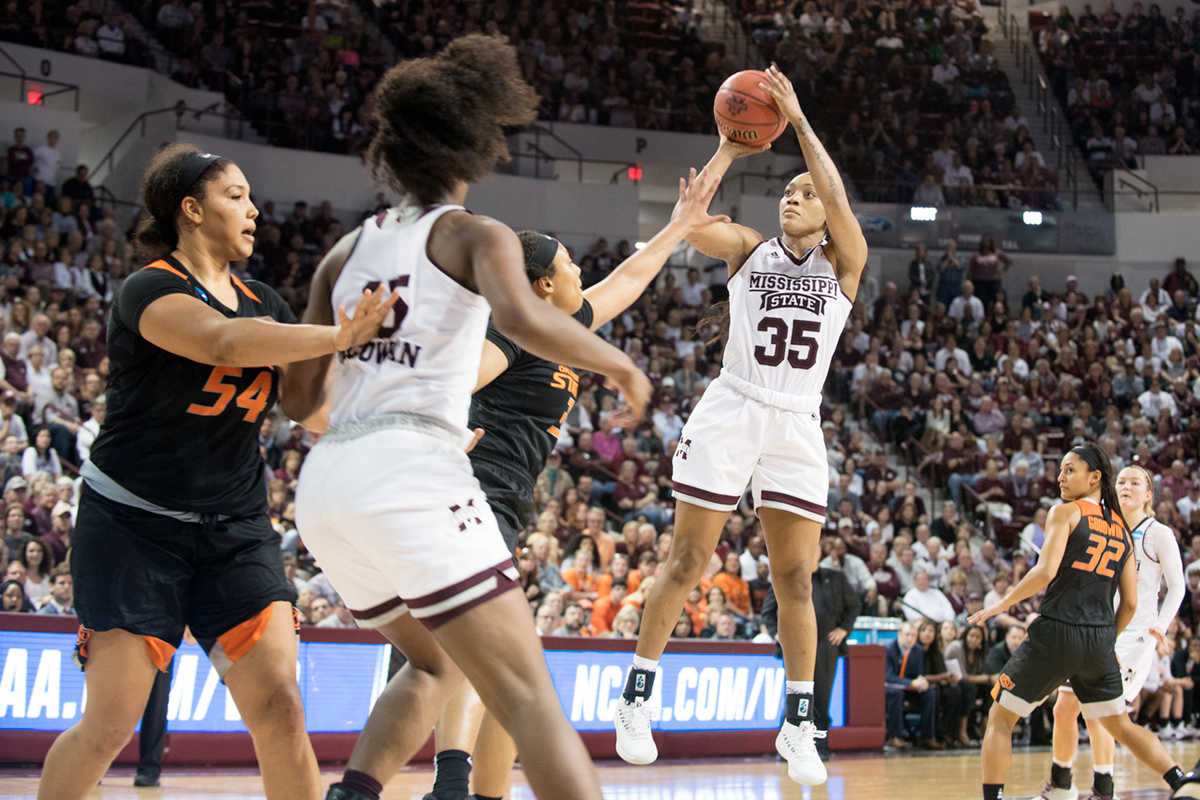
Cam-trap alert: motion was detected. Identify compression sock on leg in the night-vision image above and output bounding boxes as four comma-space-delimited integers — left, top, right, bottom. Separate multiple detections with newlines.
623, 656, 658, 703
1051, 760, 1073, 790
337, 769, 383, 800
982, 783, 1003, 800
1166, 766, 1186, 791
785, 680, 816, 726
430, 750, 471, 799
1092, 764, 1113, 797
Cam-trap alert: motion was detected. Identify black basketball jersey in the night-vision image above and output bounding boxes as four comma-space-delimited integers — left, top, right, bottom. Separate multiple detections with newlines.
1038, 498, 1133, 628
468, 300, 593, 497
88, 257, 296, 516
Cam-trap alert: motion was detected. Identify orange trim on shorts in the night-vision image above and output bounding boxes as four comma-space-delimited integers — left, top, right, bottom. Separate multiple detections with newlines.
231, 275, 262, 302
144, 636, 177, 672
144, 259, 189, 281
75, 626, 92, 663
991, 680, 1000, 701
217, 603, 275, 663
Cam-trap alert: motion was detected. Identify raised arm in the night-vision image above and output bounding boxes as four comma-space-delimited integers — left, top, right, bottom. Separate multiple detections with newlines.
683, 137, 769, 276
467, 218, 652, 424
585, 167, 729, 330
760, 64, 868, 299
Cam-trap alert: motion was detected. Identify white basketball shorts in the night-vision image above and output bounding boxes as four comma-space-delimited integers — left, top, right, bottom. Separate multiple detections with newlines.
295, 425, 517, 630
671, 372, 828, 523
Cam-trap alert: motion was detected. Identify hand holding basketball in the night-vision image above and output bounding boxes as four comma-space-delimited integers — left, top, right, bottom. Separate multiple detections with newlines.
718, 134, 772, 159
758, 64, 803, 125
671, 166, 730, 232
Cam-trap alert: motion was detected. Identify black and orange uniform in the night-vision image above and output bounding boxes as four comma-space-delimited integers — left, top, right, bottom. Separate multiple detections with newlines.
467, 300, 592, 551
993, 497, 1133, 717
73, 256, 296, 675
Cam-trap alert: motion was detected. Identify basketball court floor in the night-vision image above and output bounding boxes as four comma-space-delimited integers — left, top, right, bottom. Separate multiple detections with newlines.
4, 742, 1199, 799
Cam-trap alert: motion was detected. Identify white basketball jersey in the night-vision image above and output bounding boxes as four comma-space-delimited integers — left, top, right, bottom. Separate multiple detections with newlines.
1128, 517, 1180, 632
723, 237, 853, 398
327, 205, 489, 434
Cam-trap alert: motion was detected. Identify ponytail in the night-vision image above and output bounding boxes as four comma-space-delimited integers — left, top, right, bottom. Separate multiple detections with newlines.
693, 301, 730, 349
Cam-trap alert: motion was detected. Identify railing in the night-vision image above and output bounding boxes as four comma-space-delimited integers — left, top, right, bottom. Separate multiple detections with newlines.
0, 70, 80, 111
1114, 169, 1160, 212
90, 105, 249, 185
527, 125, 585, 183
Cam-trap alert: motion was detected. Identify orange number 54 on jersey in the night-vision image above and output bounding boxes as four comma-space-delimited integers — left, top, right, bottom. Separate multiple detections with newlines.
187, 367, 274, 423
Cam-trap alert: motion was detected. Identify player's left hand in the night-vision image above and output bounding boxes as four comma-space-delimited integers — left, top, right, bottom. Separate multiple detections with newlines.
758, 64, 803, 125
671, 166, 730, 232
968, 602, 1004, 626
333, 284, 401, 351
1150, 627, 1168, 647
465, 427, 485, 454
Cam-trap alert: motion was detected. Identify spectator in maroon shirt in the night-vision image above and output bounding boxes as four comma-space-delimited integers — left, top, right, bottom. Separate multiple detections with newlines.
863, 448, 903, 495
28, 486, 58, 538
867, 542, 901, 615
0, 333, 30, 408
7, 128, 34, 190
1163, 258, 1198, 299
69, 319, 106, 370
1162, 460, 1196, 503
972, 459, 1010, 511
613, 460, 660, 526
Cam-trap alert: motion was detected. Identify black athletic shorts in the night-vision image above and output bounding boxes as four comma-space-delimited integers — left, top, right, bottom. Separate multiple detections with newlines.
474, 461, 531, 556
71, 483, 295, 669
993, 617, 1124, 719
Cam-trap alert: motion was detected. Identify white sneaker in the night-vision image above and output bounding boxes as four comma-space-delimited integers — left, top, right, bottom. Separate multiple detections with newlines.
775, 720, 827, 786
614, 698, 658, 765
1038, 781, 1079, 800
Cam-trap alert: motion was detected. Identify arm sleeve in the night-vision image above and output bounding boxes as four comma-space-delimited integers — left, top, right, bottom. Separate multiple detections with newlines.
484, 320, 523, 367
114, 267, 195, 332
575, 299, 595, 329
254, 282, 299, 324
1152, 523, 1187, 632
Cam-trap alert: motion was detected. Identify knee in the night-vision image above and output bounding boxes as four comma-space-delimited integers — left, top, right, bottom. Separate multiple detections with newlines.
664, 542, 712, 584
773, 565, 813, 605
239, 677, 307, 736
81, 718, 136, 760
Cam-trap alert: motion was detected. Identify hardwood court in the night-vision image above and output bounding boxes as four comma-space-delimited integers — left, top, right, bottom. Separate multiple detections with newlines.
3, 742, 1198, 799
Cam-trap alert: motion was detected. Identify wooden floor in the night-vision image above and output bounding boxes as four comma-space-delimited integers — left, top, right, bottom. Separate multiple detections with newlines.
4, 742, 1198, 799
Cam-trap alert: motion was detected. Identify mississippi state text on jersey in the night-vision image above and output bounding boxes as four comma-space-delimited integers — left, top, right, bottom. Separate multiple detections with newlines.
724, 237, 853, 396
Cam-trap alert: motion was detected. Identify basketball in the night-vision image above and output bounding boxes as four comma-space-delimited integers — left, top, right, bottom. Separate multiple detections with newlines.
713, 70, 787, 146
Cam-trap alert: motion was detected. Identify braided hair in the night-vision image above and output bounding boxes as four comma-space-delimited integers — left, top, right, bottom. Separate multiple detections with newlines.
1069, 443, 1130, 532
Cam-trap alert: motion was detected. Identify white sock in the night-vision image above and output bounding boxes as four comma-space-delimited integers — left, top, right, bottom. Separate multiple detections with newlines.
1093, 764, 1113, 775
632, 655, 659, 672
1053, 758, 1073, 768
787, 680, 815, 694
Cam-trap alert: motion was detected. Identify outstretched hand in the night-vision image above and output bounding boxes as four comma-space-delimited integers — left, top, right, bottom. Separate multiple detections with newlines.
968, 602, 1005, 626
758, 64, 803, 125
671, 166, 730, 233
332, 285, 401, 351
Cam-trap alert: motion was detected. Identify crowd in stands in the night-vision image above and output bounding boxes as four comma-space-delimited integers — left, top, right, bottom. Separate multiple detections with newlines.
1033, 3, 1200, 186
5, 0, 1068, 209
3, 0, 735, 152
733, 0, 1062, 209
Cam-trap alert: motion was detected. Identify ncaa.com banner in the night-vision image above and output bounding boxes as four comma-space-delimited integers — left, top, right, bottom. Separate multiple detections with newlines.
0, 630, 844, 734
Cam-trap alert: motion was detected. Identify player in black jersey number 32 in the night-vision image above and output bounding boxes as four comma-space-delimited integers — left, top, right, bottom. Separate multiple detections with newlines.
970, 443, 1190, 800
37, 144, 397, 800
